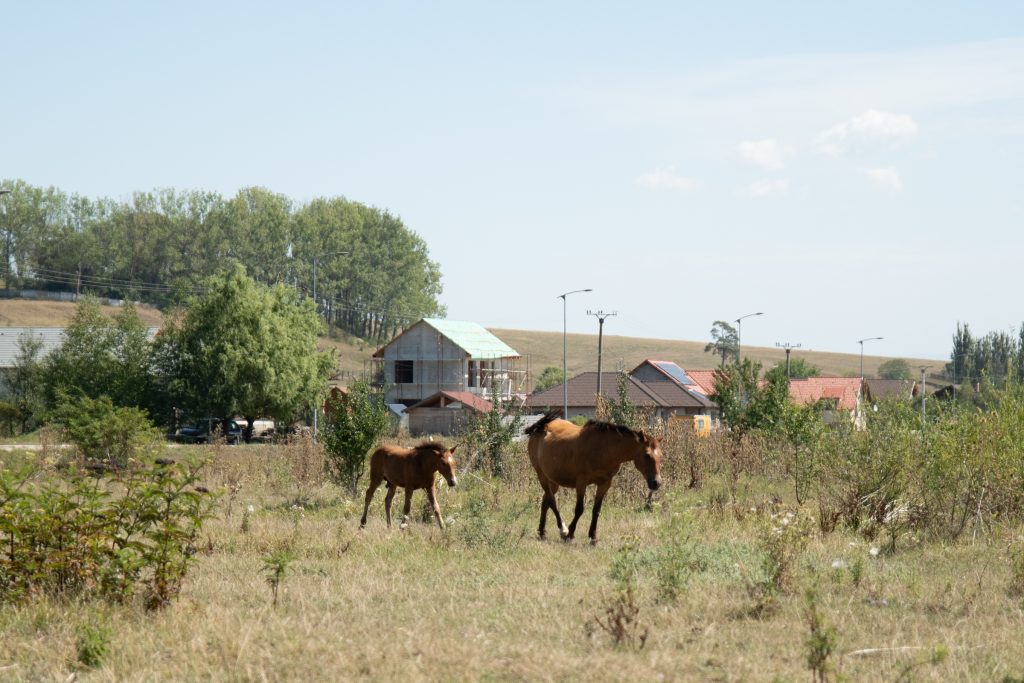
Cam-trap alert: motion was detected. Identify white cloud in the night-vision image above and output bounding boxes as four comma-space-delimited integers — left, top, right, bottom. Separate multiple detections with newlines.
737, 139, 788, 169
742, 178, 790, 198
816, 109, 918, 155
863, 167, 903, 192
635, 166, 701, 191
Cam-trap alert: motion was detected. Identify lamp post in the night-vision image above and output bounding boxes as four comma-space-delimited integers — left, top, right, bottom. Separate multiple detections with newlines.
918, 365, 930, 427
311, 251, 349, 437
857, 336, 884, 381
734, 312, 763, 362
559, 288, 592, 418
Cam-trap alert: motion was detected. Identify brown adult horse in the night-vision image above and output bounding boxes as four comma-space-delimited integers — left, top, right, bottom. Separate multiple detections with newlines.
359, 442, 458, 530
526, 412, 663, 544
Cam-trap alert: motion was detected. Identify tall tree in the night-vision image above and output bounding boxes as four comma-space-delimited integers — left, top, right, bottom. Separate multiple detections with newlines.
704, 320, 739, 367
157, 265, 335, 439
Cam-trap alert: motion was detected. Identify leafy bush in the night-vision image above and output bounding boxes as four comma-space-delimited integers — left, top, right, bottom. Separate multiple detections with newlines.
51, 395, 160, 469
322, 380, 390, 496
0, 458, 216, 608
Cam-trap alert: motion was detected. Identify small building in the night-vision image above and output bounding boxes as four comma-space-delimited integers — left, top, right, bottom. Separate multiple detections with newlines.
523, 370, 715, 423
372, 319, 524, 406
405, 390, 493, 436
862, 378, 918, 404
788, 377, 863, 426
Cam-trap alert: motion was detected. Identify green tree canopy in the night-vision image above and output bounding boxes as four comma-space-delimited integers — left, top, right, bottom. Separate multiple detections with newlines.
41, 298, 156, 414
877, 358, 912, 380
710, 359, 789, 433
533, 366, 565, 393
157, 265, 334, 435
765, 357, 820, 382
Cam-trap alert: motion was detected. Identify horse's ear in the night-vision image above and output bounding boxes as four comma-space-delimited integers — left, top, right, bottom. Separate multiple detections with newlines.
449, 445, 458, 455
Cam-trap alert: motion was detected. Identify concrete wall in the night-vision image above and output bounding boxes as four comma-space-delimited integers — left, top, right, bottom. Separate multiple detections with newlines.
381, 322, 468, 404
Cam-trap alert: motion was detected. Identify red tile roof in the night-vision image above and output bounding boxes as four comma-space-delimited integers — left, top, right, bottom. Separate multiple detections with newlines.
788, 377, 862, 411
405, 391, 493, 413
682, 370, 721, 397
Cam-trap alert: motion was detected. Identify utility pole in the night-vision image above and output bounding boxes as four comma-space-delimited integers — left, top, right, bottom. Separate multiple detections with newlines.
919, 365, 930, 428
775, 342, 802, 378
587, 310, 617, 404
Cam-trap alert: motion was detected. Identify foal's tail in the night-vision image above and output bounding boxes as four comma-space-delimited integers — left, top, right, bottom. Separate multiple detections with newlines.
524, 410, 560, 436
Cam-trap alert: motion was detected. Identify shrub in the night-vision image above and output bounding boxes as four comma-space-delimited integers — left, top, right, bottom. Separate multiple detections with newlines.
322, 381, 390, 497
50, 395, 160, 469
0, 458, 216, 608
75, 617, 112, 669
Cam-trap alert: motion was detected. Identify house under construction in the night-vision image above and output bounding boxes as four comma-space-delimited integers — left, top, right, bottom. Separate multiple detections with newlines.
371, 318, 528, 406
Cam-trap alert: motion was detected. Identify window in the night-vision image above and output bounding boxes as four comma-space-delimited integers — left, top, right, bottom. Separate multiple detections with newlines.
394, 360, 414, 384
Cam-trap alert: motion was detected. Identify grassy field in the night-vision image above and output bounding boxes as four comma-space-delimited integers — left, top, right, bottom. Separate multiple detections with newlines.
0, 300, 945, 384
2, 436, 1021, 682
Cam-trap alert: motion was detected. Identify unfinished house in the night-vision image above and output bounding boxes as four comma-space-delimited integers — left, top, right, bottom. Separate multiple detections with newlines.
372, 318, 525, 406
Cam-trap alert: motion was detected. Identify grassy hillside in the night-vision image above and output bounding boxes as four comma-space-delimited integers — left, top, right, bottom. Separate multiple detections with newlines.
491, 328, 946, 384
0, 299, 163, 327
0, 300, 945, 383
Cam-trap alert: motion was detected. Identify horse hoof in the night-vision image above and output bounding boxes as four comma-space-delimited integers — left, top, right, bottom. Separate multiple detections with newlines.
589, 538, 598, 546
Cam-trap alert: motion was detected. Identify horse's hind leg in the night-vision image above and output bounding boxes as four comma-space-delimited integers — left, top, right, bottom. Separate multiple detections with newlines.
426, 485, 445, 530
566, 484, 588, 541
544, 484, 569, 539
360, 473, 384, 529
400, 487, 413, 529
383, 482, 397, 528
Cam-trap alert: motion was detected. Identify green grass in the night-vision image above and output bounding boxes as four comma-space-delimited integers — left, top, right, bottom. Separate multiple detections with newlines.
1, 439, 1021, 681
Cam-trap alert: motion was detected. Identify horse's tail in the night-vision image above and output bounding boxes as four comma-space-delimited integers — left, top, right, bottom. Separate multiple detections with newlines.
524, 410, 560, 436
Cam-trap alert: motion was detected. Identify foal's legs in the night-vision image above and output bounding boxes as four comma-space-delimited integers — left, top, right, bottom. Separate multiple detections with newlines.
587, 481, 613, 545
383, 483, 397, 528
566, 484, 588, 541
400, 487, 413, 529
359, 473, 384, 528
426, 485, 445, 530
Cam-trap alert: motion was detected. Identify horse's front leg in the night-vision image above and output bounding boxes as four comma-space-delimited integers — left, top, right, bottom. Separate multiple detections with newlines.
384, 483, 397, 528
426, 485, 445, 530
359, 475, 383, 529
566, 484, 588, 541
588, 481, 613, 545
400, 487, 413, 529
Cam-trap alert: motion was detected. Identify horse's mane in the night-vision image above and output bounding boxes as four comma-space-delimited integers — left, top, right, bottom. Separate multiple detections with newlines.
581, 420, 652, 445
414, 441, 450, 455
524, 410, 560, 436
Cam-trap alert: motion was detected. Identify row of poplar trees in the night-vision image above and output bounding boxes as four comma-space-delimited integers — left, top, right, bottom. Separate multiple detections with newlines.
0, 180, 444, 343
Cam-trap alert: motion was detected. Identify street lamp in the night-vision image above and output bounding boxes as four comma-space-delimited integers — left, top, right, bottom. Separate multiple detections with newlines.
734, 312, 763, 362
857, 336, 884, 381
559, 288, 592, 418
311, 251, 349, 437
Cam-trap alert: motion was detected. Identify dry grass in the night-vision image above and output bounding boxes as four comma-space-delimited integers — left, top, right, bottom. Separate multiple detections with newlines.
1, 437, 1022, 682
0, 299, 163, 328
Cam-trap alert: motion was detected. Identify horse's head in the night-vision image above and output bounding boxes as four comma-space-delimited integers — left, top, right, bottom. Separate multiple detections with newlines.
432, 444, 458, 488
634, 436, 663, 491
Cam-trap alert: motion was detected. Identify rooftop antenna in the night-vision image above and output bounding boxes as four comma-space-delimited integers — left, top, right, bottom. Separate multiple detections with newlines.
775, 342, 802, 378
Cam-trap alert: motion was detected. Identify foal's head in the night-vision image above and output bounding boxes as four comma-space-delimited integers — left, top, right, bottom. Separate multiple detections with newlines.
420, 442, 458, 487
634, 435, 663, 491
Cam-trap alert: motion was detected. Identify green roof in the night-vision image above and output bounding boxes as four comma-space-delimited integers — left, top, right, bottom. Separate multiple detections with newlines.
422, 318, 519, 359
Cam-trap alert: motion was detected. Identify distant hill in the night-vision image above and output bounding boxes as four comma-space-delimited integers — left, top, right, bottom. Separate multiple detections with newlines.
0, 301, 945, 385
489, 328, 947, 386
0, 299, 163, 327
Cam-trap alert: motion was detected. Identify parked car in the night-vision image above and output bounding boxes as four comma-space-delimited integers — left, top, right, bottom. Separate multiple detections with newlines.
174, 418, 243, 445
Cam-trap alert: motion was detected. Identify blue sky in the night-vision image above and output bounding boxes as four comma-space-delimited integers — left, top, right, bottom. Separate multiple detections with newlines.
4, 2, 1024, 361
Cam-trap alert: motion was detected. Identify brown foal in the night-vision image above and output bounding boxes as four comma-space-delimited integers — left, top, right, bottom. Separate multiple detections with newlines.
359, 442, 458, 530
